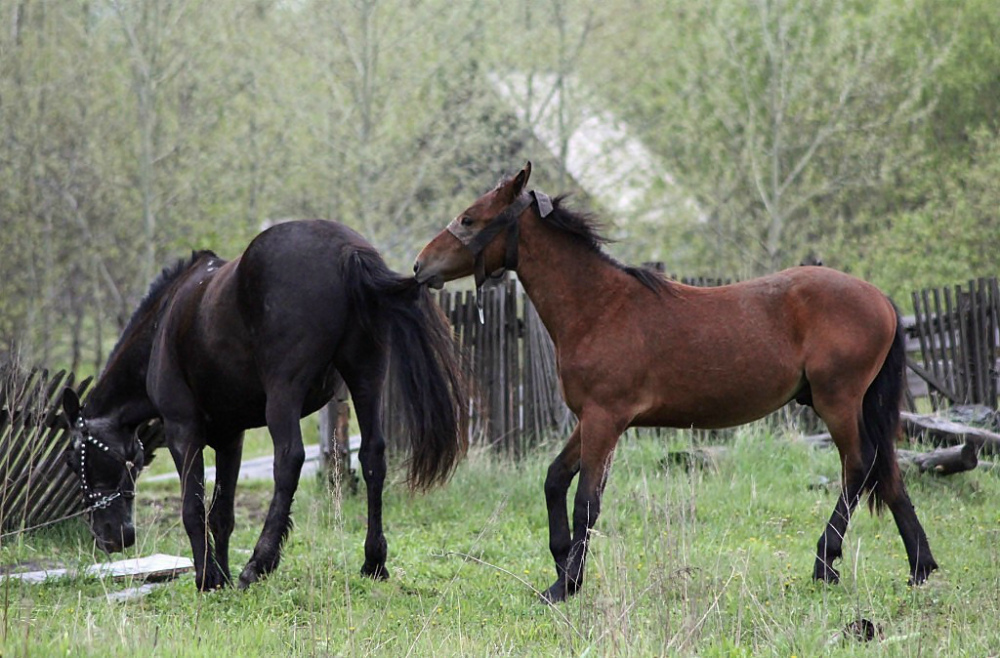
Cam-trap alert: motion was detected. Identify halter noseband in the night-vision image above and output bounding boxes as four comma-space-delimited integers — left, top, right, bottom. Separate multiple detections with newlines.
446, 190, 554, 289
74, 416, 142, 511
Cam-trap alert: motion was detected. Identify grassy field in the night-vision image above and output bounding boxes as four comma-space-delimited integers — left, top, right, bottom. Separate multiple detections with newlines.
2, 424, 999, 657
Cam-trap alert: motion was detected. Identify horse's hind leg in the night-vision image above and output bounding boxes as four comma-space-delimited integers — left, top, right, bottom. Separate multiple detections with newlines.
238, 388, 307, 588
813, 411, 867, 583
814, 465, 865, 583
339, 359, 389, 580
814, 399, 937, 585
883, 481, 937, 584
208, 432, 244, 585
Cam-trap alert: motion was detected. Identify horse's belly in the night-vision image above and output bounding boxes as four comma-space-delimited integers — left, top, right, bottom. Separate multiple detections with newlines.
633, 380, 801, 430
634, 403, 785, 430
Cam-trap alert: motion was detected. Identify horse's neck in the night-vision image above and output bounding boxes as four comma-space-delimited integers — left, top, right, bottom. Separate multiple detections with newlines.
515, 214, 626, 347
87, 321, 157, 427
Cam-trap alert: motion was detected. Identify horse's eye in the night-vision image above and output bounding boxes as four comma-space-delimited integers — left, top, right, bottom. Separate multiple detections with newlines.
460, 217, 473, 227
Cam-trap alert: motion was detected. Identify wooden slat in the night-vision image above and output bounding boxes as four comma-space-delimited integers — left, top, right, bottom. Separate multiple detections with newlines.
933, 287, 954, 406
942, 287, 961, 404
506, 279, 520, 456
1, 370, 53, 529
914, 290, 940, 410
971, 279, 987, 404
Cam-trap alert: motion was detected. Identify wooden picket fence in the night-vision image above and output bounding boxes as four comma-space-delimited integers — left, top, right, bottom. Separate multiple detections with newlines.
439, 279, 574, 456
0, 368, 91, 536
0, 367, 163, 537
909, 278, 1000, 411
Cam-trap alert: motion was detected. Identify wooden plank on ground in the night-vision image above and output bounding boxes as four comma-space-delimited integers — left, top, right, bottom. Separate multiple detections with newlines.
4, 553, 193, 584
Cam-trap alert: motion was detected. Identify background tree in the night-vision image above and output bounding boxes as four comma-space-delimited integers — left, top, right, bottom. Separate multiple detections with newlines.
0, 0, 997, 373
584, 0, 946, 277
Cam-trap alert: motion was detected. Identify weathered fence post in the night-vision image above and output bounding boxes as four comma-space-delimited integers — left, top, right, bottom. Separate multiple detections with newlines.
318, 374, 354, 494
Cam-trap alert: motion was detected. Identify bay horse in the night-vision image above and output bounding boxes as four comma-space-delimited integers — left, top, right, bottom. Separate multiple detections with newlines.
62, 219, 468, 591
413, 163, 937, 603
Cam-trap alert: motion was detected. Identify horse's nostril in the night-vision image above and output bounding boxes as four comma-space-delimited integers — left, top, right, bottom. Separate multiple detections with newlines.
413, 261, 421, 274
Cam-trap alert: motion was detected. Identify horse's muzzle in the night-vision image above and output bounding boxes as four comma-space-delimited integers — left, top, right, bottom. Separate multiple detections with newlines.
92, 523, 135, 553
413, 261, 444, 289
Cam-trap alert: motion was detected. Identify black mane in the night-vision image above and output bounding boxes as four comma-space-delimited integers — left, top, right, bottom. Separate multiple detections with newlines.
542, 196, 671, 294
105, 250, 216, 367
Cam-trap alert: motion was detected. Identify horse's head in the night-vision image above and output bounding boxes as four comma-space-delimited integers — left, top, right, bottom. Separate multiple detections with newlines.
413, 162, 535, 289
62, 389, 145, 553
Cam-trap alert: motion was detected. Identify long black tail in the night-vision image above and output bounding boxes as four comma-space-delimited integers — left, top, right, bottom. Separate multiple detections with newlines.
343, 247, 469, 490
859, 309, 906, 513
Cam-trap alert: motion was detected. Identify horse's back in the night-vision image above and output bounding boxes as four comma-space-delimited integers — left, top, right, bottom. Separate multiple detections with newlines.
239, 220, 370, 290
237, 219, 372, 309
620, 266, 897, 429
235, 220, 375, 385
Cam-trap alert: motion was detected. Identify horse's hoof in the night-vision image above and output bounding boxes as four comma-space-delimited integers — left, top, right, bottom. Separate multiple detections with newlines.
813, 561, 840, 584
539, 582, 568, 605
909, 560, 938, 586
361, 563, 390, 581
196, 567, 229, 592
237, 563, 262, 589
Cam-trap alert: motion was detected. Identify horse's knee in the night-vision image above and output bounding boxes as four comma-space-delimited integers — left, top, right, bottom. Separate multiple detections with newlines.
358, 438, 386, 480
209, 507, 235, 537
544, 460, 573, 500
572, 485, 602, 529
281, 443, 306, 471
181, 503, 206, 536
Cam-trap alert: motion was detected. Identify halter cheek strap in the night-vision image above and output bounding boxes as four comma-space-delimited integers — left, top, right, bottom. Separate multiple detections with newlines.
74, 416, 142, 511
446, 190, 553, 289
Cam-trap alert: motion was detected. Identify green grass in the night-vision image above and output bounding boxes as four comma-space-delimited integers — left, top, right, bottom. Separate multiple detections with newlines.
2, 425, 999, 656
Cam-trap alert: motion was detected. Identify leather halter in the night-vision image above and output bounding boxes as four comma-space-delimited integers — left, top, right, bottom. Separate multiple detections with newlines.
446, 190, 553, 289
73, 416, 142, 511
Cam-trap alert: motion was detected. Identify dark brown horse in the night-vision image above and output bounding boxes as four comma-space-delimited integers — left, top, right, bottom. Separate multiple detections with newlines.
63, 219, 468, 591
413, 163, 936, 603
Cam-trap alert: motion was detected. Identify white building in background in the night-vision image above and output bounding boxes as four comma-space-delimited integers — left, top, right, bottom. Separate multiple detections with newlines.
488, 72, 703, 236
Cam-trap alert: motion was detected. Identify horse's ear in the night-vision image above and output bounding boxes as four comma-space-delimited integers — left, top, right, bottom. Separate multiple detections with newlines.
62, 388, 81, 423
511, 161, 532, 197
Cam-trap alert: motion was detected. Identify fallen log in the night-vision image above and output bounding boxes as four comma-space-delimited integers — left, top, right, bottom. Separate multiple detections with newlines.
796, 427, 996, 475
896, 442, 980, 475
660, 446, 726, 471
900, 411, 1000, 455
802, 411, 1000, 456
668, 412, 1000, 477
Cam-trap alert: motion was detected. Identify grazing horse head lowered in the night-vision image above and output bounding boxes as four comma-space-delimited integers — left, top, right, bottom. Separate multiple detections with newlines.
415, 162, 936, 603
67, 220, 468, 591
62, 389, 144, 553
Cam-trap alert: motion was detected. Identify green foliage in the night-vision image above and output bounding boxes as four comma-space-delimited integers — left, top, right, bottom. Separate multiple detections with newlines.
3, 428, 1000, 655
859, 128, 1000, 307
584, 0, 948, 277
2, 0, 999, 369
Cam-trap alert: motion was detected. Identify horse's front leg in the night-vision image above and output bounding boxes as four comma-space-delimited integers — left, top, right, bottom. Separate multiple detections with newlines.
167, 426, 227, 591
541, 425, 582, 603
238, 395, 305, 588
207, 432, 244, 586
542, 411, 620, 604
